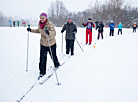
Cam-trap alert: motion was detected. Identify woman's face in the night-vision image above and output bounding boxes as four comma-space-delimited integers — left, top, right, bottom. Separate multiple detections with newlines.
40, 16, 47, 23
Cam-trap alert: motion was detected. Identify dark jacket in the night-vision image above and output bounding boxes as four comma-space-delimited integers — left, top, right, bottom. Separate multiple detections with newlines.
132, 24, 138, 28
61, 22, 77, 40
95, 21, 99, 26
97, 23, 104, 32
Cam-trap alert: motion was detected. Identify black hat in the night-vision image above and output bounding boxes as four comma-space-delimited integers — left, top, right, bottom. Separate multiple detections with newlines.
88, 18, 91, 20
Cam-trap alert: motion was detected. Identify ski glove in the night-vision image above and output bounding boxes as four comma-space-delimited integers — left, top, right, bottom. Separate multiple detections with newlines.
27, 28, 31, 32
61, 30, 64, 33
82, 23, 84, 25
45, 30, 49, 35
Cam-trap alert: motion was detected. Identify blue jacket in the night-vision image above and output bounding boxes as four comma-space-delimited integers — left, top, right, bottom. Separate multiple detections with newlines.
109, 23, 115, 30
118, 23, 123, 29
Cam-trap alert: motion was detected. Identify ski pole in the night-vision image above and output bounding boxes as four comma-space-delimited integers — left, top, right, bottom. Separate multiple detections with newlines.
75, 37, 84, 52
61, 33, 63, 53
26, 24, 30, 71
45, 27, 61, 86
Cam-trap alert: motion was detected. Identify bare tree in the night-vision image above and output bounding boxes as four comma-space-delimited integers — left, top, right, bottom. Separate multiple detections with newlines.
0, 11, 4, 25
48, 0, 69, 26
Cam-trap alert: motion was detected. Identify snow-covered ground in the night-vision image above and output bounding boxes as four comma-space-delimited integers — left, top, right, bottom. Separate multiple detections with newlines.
0, 27, 138, 102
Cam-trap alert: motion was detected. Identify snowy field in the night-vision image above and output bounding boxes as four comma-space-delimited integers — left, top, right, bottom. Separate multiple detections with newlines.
0, 26, 138, 102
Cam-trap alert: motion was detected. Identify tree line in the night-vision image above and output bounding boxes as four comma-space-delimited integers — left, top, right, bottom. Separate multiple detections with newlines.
48, 0, 138, 27
0, 0, 138, 27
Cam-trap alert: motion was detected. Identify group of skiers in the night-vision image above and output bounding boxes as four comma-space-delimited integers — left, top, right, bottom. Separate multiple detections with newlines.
27, 12, 137, 78
9, 20, 26, 27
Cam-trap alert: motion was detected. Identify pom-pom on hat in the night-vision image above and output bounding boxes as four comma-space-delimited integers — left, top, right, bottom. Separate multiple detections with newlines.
40, 13, 47, 18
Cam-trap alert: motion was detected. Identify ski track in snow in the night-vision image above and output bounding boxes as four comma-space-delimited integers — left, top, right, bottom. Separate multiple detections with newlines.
0, 27, 138, 102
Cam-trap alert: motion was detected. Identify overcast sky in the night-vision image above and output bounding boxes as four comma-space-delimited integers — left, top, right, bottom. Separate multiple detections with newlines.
0, 0, 137, 21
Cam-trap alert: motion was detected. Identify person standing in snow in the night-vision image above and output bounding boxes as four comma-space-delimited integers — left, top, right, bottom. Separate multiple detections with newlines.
61, 17, 77, 56
23, 21, 26, 27
27, 13, 60, 78
95, 20, 99, 30
132, 22, 138, 32
82, 18, 95, 45
13, 21, 16, 27
109, 20, 115, 36
117, 22, 123, 35
97, 21, 104, 40
9, 20, 12, 27
17, 21, 20, 27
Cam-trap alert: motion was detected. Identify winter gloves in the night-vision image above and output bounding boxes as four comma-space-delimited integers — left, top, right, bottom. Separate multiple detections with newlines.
61, 30, 76, 35
27, 28, 31, 32
82, 23, 84, 25
61, 30, 64, 33
45, 30, 49, 35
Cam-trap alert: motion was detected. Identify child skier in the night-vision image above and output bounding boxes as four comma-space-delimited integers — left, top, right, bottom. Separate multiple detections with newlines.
82, 18, 95, 45
109, 20, 115, 36
132, 22, 138, 32
97, 21, 104, 40
27, 13, 60, 78
117, 22, 123, 35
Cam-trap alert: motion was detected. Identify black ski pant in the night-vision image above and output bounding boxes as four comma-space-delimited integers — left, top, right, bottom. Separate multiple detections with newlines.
118, 29, 122, 35
133, 28, 136, 32
97, 32, 103, 40
110, 29, 114, 36
39, 44, 60, 75
66, 39, 75, 55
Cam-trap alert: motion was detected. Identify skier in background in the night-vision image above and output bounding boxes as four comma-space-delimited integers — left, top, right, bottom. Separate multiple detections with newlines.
61, 17, 77, 56
9, 20, 12, 27
82, 18, 95, 45
109, 20, 115, 36
132, 22, 138, 32
17, 21, 20, 27
13, 21, 16, 27
95, 20, 99, 30
117, 22, 123, 35
27, 13, 60, 78
97, 21, 104, 40
22, 21, 26, 27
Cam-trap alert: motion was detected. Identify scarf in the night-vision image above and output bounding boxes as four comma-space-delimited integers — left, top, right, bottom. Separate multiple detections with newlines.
39, 19, 48, 29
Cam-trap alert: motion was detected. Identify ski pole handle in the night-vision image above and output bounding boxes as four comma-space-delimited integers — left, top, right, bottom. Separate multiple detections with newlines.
45, 26, 47, 30
28, 24, 30, 28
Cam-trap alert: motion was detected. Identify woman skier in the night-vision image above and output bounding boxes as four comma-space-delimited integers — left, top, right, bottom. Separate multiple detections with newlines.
27, 13, 60, 78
